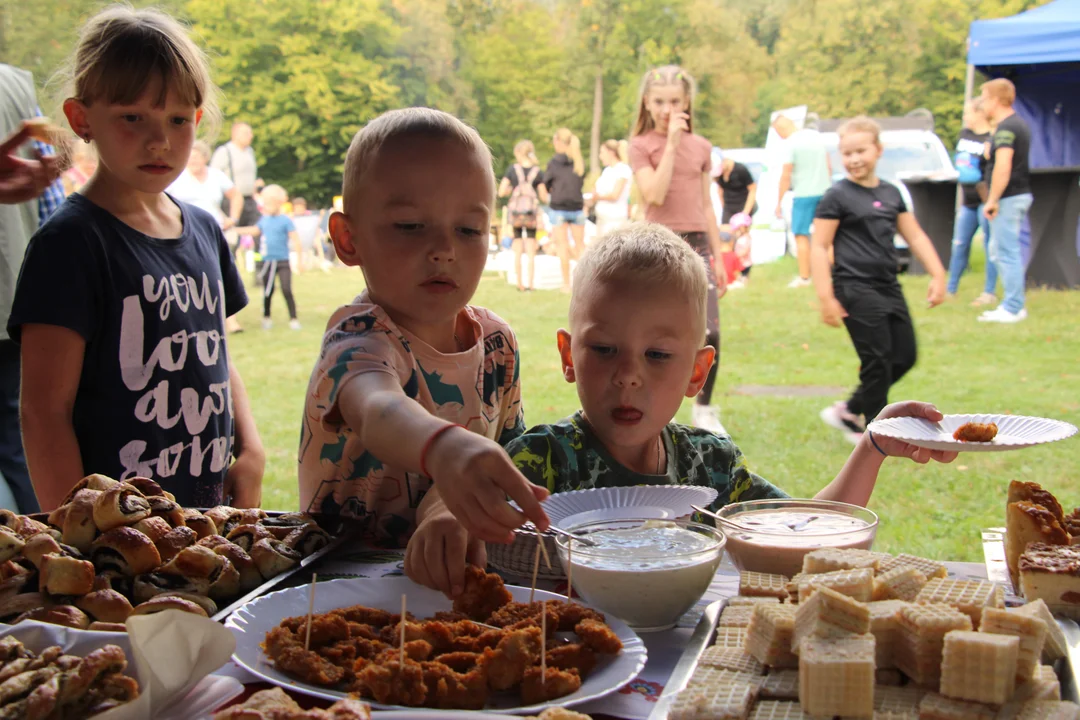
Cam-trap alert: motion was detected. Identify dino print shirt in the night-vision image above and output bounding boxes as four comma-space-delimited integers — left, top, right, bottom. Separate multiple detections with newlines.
299, 292, 525, 545
505, 411, 787, 510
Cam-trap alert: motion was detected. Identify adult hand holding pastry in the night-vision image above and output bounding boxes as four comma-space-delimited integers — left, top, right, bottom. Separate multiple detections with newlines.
424, 424, 550, 544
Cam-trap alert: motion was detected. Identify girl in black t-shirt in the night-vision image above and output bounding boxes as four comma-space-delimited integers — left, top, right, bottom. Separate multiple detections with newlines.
497, 140, 547, 291
810, 117, 947, 441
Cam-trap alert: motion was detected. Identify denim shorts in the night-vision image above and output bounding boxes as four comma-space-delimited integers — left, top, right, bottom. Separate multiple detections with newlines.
791, 195, 823, 237
548, 208, 586, 226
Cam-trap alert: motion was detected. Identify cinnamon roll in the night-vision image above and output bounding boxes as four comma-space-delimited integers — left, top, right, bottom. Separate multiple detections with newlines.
130, 595, 208, 618
154, 526, 196, 563
226, 524, 274, 553
60, 473, 120, 505
15, 604, 90, 629
21, 533, 62, 569
124, 477, 165, 498
196, 535, 231, 551
203, 506, 241, 534
250, 538, 301, 580
132, 516, 171, 543
207, 556, 241, 601
260, 512, 315, 540
0, 592, 48, 621
61, 490, 100, 553
92, 484, 151, 532
76, 589, 133, 624
155, 592, 217, 616
161, 545, 221, 579
284, 523, 331, 557
90, 527, 161, 576
40, 553, 95, 595
88, 621, 127, 633
182, 512, 217, 540
132, 572, 209, 603
213, 543, 263, 592
0, 528, 24, 564
146, 496, 186, 528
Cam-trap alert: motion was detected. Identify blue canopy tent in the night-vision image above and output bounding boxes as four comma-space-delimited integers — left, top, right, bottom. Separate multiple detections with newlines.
967, 0, 1080, 287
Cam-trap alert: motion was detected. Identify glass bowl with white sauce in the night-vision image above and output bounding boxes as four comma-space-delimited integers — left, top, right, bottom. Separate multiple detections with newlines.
714, 499, 879, 577
555, 519, 725, 632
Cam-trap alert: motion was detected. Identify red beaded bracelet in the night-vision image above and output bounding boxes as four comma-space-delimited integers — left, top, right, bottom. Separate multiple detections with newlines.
419, 423, 465, 478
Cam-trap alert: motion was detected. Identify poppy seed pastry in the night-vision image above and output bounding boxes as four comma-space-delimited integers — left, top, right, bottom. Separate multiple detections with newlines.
204, 506, 241, 534
76, 589, 134, 624
124, 477, 165, 498
181, 511, 217, 540
93, 484, 152, 532
250, 538, 301, 579
213, 543, 262, 592
260, 512, 315, 540
132, 572, 210, 603
155, 591, 217, 616
196, 535, 232, 551
130, 595, 208, 618
90, 527, 162, 576
0, 528, 24, 565
154, 525, 197, 563
15, 604, 90, 629
61, 491, 101, 553
284, 523, 331, 557
207, 556, 241, 601
40, 553, 96, 595
60, 474, 120, 505
132, 516, 172, 544
146, 496, 186, 528
162, 545, 223, 580
226, 524, 274, 553
0, 592, 49, 621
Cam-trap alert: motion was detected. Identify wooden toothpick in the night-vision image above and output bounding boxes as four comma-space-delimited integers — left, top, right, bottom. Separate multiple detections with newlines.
541, 599, 547, 686
529, 540, 542, 604
566, 538, 573, 603
399, 593, 407, 665
537, 534, 553, 570
304, 573, 318, 650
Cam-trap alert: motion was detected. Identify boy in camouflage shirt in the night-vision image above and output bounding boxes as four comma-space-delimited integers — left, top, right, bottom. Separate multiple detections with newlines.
505, 224, 957, 509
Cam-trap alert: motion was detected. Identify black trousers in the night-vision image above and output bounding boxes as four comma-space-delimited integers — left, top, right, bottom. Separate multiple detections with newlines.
0, 340, 38, 513
259, 260, 298, 319
834, 281, 917, 424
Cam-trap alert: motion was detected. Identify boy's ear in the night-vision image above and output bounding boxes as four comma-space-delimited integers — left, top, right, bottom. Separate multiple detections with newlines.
685, 346, 716, 397
556, 329, 575, 383
328, 211, 362, 267
63, 98, 90, 141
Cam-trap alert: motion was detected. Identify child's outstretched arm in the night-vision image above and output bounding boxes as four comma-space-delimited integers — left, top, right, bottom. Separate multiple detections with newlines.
19, 325, 86, 511
897, 213, 947, 308
810, 218, 845, 326
336, 371, 549, 543
815, 401, 958, 506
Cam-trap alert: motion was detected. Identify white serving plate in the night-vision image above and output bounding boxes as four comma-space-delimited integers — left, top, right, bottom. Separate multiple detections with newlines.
225, 576, 646, 713
868, 413, 1077, 453
543, 485, 719, 530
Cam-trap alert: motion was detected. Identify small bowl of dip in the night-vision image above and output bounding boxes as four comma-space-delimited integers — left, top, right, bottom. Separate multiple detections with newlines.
555, 519, 725, 632
715, 499, 878, 578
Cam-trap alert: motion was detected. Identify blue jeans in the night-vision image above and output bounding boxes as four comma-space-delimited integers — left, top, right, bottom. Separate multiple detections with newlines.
548, 208, 586, 226
946, 204, 996, 295
988, 193, 1033, 313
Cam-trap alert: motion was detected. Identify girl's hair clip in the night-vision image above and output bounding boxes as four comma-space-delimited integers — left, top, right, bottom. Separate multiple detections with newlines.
676, 72, 684, 81
653, 70, 663, 81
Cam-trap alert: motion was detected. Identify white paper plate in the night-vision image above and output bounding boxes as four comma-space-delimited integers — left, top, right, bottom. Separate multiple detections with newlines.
542, 485, 719, 530
225, 576, 646, 713
867, 413, 1078, 453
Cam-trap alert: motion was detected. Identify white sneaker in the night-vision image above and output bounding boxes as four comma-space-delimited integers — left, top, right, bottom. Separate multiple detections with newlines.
820, 401, 865, 435
970, 292, 997, 307
787, 277, 812, 289
728, 279, 746, 290
692, 405, 728, 436
289, 319, 302, 330
978, 306, 1027, 323
261, 318, 273, 330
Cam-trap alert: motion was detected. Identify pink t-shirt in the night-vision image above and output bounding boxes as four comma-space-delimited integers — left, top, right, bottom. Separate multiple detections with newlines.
298, 292, 525, 544
629, 131, 712, 233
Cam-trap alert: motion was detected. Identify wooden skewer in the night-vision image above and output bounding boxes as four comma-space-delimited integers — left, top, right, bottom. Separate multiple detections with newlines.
304, 573, 318, 650
541, 599, 547, 686
529, 540, 542, 604
399, 593, 407, 666
566, 538, 573, 603
537, 534, 553, 570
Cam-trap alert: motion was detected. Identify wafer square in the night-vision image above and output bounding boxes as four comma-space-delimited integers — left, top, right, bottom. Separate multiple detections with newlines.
896, 603, 972, 688
1014, 663, 1061, 702
746, 604, 799, 669
1003, 700, 1080, 720
917, 693, 997, 720
687, 665, 763, 692
939, 630, 1018, 704
740, 571, 790, 599
759, 669, 799, 699
1012, 599, 1068, 662
874, 684, 927, 713
873, 566, 929, 602
699, 646, 765, 675
720, 605, 756, 627
873, 712, 918, 720
868, 600, 909, 669
797, 567, 875, 603
793, 585, 870, 653
747, 700, 812, 720
879, 553, 948, 580
728, 596, 782, 607
916, 578, 1004, 629
980, 606, 1048, 682
712, 626, 749, 649
798, 634, 875, 718
785, 573, 804, 597
802, 548, 886, 575
668, 681, 756, 720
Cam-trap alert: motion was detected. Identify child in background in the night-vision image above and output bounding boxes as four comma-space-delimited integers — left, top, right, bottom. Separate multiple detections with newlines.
506, 224, 956, 508
237, 184, 301, 330
298, 108, 548, 597
8, 6, 264, 510
724, 211, 753, 289
812, 117, 947, 443
291, 197, 328, 272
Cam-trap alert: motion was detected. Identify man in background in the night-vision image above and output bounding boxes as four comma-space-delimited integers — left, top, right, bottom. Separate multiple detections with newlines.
773, 114, 831, 289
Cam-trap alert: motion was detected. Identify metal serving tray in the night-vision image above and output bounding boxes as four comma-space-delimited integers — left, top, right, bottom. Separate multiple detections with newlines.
648, 598, 1080, 719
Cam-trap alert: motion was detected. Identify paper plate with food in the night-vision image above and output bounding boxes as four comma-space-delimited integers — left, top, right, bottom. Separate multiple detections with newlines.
225, 568, 646, 712
867, 413, 1077, 453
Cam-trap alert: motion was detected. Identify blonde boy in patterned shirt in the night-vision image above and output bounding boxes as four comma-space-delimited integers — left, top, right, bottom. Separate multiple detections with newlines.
299, 108, 548, 597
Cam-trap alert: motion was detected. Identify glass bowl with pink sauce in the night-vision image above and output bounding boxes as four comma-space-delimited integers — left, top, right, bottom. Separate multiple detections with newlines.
714, 499, 879, 578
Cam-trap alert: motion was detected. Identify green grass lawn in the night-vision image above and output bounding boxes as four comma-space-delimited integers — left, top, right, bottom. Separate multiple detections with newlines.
229, 246, 1080, 563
